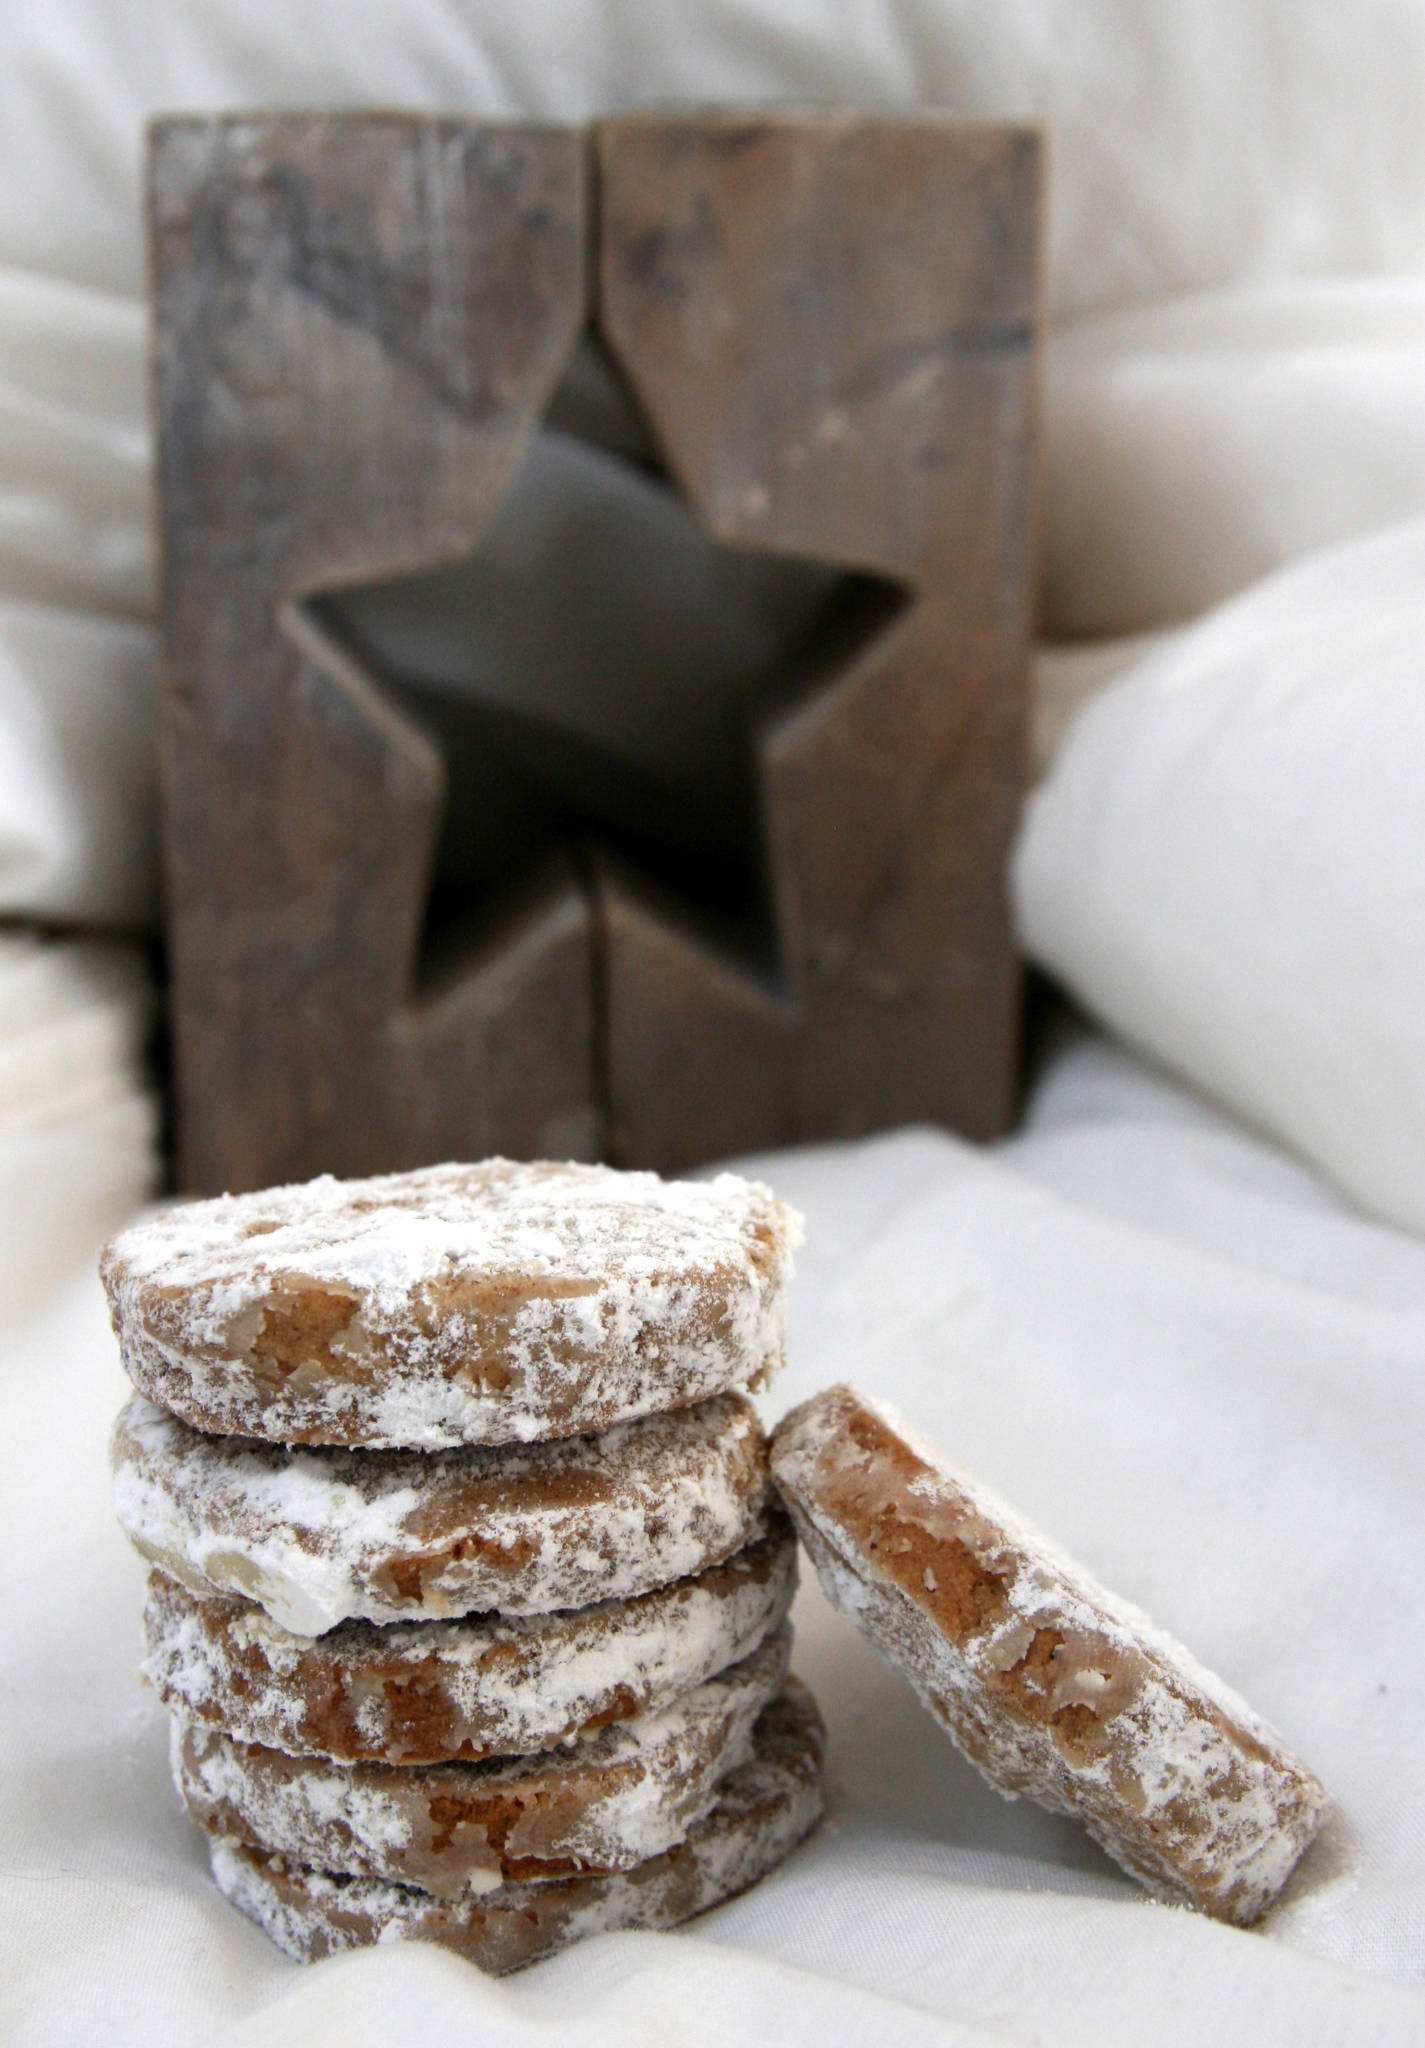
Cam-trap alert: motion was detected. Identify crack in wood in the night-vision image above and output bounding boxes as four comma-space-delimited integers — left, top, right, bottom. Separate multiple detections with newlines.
152, 111, 1039, 1190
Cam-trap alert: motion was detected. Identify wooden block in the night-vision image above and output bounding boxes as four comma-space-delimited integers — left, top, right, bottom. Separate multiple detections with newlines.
151, 112, 1040, 1192
151, 116, 596, 1192
597, 115, 1040, 1167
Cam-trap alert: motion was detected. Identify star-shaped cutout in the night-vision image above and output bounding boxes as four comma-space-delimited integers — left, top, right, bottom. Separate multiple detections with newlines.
317, 334, 902, 986
152, 112, 1032, 1192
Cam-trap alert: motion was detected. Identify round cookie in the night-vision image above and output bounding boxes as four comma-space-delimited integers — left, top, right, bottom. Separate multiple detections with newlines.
770, 1384, 1329, 1927
209, 1680, 825, 1973
143, 1524, 796, 1764
101, 1160, 801, 1449
114, 1391, 772, 1634
173, 1624, 791, 1895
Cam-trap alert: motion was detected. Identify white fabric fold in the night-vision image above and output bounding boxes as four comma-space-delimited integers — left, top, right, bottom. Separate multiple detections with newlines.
0, 929, 157, 1324
0, 269, 157, 930
7, 6, 1425, 918
4, 1029, 1424, 2042
1029, 634, 1171, 775
0, 597, 156, 929
1045, 279, 1425, 635
0, 268, 152, 619
9, 0, 1425, 322
1014, 513, 1425, 1235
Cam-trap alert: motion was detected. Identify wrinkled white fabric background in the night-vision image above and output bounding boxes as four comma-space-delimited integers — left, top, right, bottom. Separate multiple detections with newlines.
0, 928, 155, 1325
7, 0, 1425, 926
4, 1, 1425, 2039
5, 1027, 1424, 2045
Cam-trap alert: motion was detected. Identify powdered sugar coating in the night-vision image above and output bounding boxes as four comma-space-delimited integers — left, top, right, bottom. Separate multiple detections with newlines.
113, 1391, 772, 1634
142, 1526, 797, 1764
771, 1385, 1329, 1926
207, 1679, 825, 1973
101, 1161, 802, 1448
172, 1623, 791, 1895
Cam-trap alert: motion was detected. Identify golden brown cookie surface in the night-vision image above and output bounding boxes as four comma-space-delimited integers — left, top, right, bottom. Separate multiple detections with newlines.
142, 1526, 797, 1764
102, 1160, 801, 1448
771, 1384, 1328, 1925
114, 1390, 773, 1633
209, 1679, 825, 1974
174, 1624, 790, 1895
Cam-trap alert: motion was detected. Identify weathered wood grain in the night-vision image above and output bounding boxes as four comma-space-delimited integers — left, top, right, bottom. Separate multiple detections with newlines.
597, 114, 1041, 1166
151, 116, 595, 1192
151, 112, 1040, 1192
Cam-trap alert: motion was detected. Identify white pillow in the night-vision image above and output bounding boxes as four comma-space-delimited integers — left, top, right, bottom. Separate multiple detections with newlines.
1045, 279, 1425, 636
1013, 515, 1425, 1235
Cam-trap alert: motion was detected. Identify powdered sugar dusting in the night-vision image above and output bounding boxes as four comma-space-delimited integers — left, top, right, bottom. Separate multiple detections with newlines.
143, 1526, 798, 1764
206, 1679, 825, 1972
102, 1161, 803, 1448
172, 1623, 790, 1895
114, 1392, 772, 1634
771, 1385, 1329, 1926
867, 1392, 1303, 1752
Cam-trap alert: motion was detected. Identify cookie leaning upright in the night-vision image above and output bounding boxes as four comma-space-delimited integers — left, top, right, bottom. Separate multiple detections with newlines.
100, 1159, 800, 1447
771, 1384, 1329, 1927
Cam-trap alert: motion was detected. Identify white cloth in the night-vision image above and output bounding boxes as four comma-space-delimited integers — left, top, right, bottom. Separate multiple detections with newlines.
9, 0, 1425, 323
0, 929, 158, 1323
4, 1026, 1423, 2043
0, 268, 157, 925
7, 1, 1425, 922
0, 597, 156, 929
0, 268, 152, 620
1044, 278, 1425, 635
1014, 513, 1425, 1236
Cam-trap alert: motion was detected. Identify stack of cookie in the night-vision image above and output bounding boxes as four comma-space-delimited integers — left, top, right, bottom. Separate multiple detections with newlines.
102, 1160, 823, 1973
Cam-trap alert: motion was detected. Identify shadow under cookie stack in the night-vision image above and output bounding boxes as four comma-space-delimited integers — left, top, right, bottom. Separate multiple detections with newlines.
102, 1160, 823, 1974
